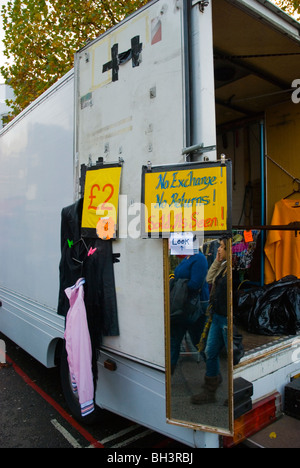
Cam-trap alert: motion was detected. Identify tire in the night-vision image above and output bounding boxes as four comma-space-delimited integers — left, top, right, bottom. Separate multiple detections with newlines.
60, 340, 101, 425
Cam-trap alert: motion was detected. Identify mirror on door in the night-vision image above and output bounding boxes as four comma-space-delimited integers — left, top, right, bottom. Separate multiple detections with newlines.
164, 236, 234, 435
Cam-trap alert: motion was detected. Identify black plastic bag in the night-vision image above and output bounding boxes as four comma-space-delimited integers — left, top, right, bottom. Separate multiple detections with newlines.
234, 285, 264, 329
233, 325, 245, 365
235, 276, 300, 336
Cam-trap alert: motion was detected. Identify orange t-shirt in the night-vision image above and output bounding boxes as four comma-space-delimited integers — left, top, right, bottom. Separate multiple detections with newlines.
264, 198, 300, 284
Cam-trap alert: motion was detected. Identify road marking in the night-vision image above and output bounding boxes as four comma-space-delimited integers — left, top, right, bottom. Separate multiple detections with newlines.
5, 354, 104, 448
5, 351, 171, 449
99, 424, 140, 445
51, 419, 82, 448
111, 429, 153, 448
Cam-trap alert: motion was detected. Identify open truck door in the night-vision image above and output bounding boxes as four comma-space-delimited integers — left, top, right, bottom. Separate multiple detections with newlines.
72, 0, 235, 441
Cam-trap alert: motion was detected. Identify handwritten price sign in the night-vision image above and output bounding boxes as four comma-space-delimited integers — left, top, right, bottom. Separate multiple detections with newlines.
142, 161, 232, 237
81, 166, 122, 239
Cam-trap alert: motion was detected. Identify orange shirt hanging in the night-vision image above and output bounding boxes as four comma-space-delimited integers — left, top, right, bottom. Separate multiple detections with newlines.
265, 198, 300, 284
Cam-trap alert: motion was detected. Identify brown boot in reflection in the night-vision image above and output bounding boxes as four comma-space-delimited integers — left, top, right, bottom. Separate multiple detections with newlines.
190, 376, 220, 405
201, 373, 222, 388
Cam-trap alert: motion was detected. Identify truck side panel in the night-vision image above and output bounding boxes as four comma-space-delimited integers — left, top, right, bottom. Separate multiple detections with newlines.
0, 71, 74, 366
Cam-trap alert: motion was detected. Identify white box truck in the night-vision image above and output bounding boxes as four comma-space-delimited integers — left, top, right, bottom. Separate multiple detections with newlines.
1, 0, 300, 448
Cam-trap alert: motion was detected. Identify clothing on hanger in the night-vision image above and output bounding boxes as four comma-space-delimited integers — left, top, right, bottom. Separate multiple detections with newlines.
265, 198, 300, 284
57, 199, 120, 385
64, 278, 94, 417
57, 199, 119, 338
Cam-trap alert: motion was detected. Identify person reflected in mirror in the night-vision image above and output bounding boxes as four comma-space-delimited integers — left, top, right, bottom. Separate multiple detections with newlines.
191, 238, 228, 405
170, 248, 209, 375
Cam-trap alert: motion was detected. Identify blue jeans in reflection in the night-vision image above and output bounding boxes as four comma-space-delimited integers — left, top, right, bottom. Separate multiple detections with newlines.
205, 313, 228, 377
171, 313, 207, 370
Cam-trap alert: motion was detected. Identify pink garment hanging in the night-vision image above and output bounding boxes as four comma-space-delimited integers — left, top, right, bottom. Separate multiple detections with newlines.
64, 278, 94, 417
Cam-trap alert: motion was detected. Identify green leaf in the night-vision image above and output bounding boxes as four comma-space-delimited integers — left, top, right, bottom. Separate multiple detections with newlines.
2, 0, 149, 116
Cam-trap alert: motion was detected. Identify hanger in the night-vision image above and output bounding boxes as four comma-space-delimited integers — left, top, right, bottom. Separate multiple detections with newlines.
284, 179, 300, 205
72, 237, 89, 252
68, 236, 90, 266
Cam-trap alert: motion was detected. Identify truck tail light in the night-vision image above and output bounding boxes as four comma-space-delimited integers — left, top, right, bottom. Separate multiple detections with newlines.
223, 391, 282, 448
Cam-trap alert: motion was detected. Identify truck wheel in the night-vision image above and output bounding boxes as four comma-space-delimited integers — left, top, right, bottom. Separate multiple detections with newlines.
60, 340, 101, 425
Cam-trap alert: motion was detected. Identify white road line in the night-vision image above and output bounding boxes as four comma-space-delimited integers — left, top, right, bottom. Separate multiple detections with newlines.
51, 419, 82, 448
111, 429, 153, 448
99, 424, 140, 445
51, 419, 153, 449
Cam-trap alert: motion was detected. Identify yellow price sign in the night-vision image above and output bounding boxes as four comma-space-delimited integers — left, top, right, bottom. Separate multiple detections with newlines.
81, 166, 122, 239
142, 161, 232, 237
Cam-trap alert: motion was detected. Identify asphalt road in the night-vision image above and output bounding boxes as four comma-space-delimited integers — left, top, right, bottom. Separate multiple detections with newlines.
0, 332, 188, 450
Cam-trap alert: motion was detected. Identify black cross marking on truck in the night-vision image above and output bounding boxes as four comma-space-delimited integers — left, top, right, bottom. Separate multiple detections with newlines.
102, 36, 143, 82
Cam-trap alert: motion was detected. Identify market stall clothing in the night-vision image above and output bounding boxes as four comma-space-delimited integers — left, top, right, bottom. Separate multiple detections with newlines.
264, 198, 300, 284
64, 278, 94, 417
57, 199, 119, 338
57, 199, 120, 382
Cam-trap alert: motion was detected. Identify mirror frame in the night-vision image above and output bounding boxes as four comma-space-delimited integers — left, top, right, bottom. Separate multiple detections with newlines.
164, 237, 234, 436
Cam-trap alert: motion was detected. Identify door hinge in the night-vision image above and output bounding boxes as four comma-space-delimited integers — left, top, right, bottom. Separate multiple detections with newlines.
192, 0, 209, 12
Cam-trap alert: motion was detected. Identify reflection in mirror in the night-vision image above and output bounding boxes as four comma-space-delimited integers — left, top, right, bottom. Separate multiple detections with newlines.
165, 236, 233, 434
